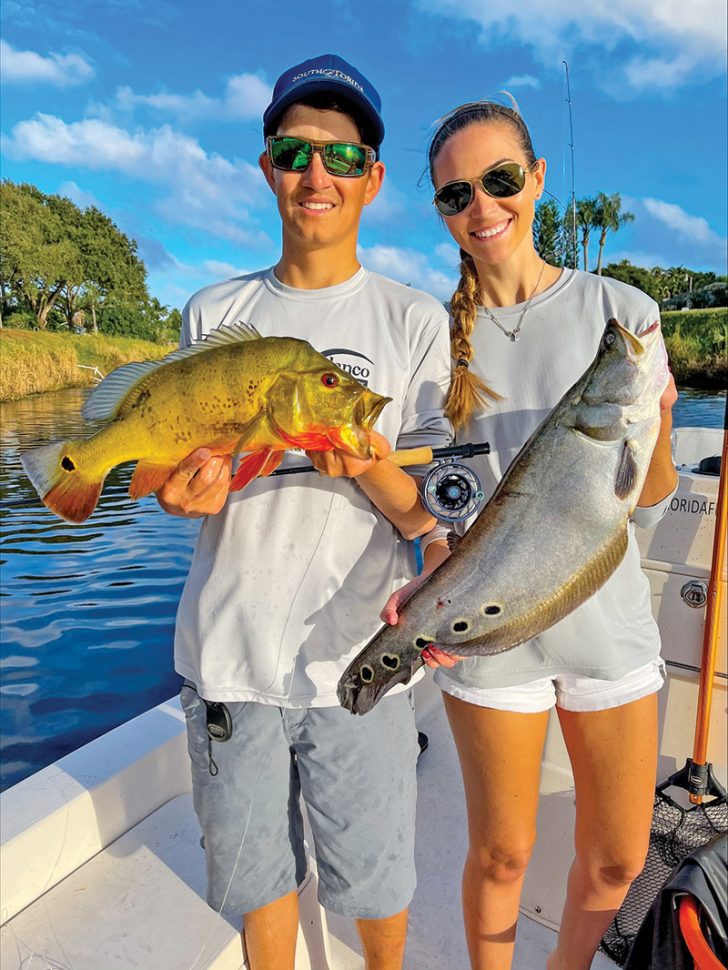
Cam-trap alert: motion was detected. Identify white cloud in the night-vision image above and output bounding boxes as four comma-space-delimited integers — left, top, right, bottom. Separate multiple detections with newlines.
2, 114, 272, 247
58, 180, 101, 209
642, 198, 726, 248
202, 260, 251, 279
503, 74, 541, 90
115, 73, 271, 122
435, 241, 461, 266
0, 39, 94, 86
417, 0, 727, 93
359, 244, 457, 299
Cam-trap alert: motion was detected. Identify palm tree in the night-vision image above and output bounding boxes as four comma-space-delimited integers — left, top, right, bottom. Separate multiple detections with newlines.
575, 197, 598, 272
594, 193, 635, 275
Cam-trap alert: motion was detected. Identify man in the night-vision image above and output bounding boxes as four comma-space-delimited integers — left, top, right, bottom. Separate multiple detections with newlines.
158, 53, 451, 970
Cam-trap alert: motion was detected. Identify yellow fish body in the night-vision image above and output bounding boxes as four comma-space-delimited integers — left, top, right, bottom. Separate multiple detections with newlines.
20, 323, 391, 523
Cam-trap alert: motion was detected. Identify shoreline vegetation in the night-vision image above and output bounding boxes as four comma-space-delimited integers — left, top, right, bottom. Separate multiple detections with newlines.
0, 306, 725, 404
0, 330, 175, 402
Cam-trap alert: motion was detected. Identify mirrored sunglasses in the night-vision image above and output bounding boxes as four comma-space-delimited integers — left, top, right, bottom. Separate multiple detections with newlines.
433, 161, 531, 216
266, 136, 375, 178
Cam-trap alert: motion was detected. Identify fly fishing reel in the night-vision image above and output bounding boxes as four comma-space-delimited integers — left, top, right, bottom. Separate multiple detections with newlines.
421, 459, 484, 521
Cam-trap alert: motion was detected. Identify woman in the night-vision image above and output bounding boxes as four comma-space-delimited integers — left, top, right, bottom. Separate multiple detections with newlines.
384, 100, 678, 970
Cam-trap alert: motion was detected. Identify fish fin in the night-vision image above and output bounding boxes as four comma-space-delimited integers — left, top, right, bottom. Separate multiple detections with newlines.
20, 441, 105, 523
129, 461, 177, 499
614, 440, 639, 500
82, 322, 265, 422
230, 448, 283, 491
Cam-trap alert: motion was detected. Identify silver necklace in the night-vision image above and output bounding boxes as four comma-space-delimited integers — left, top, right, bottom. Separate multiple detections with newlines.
481, 260, 546, 342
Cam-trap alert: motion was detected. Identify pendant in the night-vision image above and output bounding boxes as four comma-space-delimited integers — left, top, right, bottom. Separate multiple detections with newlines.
510, 331, 519, 342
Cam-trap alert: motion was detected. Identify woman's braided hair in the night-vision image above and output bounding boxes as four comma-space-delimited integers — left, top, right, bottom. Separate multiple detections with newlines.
428, 100, 537, 430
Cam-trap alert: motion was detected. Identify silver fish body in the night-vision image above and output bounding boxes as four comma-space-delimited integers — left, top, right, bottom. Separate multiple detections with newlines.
338, 318, 669, 715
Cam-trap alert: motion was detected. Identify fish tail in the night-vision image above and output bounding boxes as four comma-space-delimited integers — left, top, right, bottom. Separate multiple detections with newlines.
20, 441, 106, 523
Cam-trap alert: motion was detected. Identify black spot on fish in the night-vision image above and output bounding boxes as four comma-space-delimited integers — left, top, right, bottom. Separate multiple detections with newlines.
61, 456, 75, 472
381, 654, 400, 671
360, 665, 374, 683
482, 604, 501, 616
453, 620, 469, 633
131, 389, 151, 410
415, 636, 432, 650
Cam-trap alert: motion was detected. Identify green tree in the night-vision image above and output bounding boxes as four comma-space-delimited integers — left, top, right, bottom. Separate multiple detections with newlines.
593, 193, 635, 275
561, 202, 579, 270
601, 260, 661, 302
0, 181, 74, 328
1, 180, 155, 335
533, 199, 564, 266
59, 202, 147, 328
575, 197, 598, 272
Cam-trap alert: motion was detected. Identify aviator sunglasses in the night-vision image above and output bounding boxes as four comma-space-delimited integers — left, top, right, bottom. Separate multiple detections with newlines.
266, 136, 376, 178
433, 160, 535, 216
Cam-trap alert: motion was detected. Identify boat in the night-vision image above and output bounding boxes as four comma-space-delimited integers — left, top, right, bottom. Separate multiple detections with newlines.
1, 426, 725, 970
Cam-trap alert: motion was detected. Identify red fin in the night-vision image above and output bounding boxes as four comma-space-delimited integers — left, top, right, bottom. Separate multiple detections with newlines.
277, 428, 334, 450
129, 461, 177, 499
44, 475, 104, 523
230, 449, 283, 492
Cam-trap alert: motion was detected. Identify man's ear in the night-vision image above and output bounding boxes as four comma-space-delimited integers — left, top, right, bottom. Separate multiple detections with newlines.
259, 151, 277, 194
363, 161, 385, 207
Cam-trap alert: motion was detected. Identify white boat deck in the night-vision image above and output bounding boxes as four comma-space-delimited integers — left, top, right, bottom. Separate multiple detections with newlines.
0, 689, 618, 970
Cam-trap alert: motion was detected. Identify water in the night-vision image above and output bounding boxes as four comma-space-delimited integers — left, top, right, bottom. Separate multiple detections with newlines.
1, 388, 200, 790
0, 385, 726, 791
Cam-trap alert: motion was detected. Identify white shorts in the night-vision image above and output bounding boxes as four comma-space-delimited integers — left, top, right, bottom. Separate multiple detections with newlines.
438, 659, 666, 714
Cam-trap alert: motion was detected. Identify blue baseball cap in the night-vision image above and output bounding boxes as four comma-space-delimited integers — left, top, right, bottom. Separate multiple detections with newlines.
263, 53, 385, 151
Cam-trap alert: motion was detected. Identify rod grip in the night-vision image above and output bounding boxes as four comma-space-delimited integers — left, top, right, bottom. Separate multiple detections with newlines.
387, 446, 434, 467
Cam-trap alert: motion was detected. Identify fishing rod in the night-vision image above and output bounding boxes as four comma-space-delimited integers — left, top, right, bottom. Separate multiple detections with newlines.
273, 440, 490, 520
562, 59, 578, 268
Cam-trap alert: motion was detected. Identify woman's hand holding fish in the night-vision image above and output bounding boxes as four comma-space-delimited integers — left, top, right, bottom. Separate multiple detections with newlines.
156, 448, 232, 518
380, 539, 465, 669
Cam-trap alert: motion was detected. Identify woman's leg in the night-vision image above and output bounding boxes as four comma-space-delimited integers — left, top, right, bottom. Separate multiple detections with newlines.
442, 692, 550, 970
548, 692, 658, 970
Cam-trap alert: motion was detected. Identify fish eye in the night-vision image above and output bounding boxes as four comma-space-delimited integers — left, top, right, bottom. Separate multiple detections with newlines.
604, 332, 616, 348
322, 373, 339, 387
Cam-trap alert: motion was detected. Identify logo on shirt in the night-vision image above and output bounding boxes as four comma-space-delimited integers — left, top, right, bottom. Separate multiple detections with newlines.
321, 348, 374, 387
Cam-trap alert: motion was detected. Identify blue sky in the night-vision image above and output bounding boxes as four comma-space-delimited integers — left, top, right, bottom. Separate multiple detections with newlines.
1, 0, 726, 310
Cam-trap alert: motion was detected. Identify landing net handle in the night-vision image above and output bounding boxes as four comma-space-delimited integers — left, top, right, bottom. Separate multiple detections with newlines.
689, 411, 728, 804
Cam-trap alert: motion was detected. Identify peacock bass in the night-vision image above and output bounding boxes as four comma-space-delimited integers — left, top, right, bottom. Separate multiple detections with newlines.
20, 322, 391, 523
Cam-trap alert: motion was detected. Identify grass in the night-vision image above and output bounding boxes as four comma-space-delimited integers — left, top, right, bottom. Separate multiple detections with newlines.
1, 309, 725, 401
0, 330, 175, 402
661, 307, 727, 388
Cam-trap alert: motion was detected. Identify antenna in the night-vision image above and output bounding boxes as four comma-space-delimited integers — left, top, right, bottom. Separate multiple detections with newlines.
562, 60, 577, 267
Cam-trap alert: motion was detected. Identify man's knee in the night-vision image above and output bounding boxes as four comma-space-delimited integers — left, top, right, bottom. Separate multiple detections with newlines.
468, 840, 535, 885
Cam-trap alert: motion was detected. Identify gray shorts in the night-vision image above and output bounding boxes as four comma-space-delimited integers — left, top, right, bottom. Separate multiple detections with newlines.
180, 684, 419, 919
